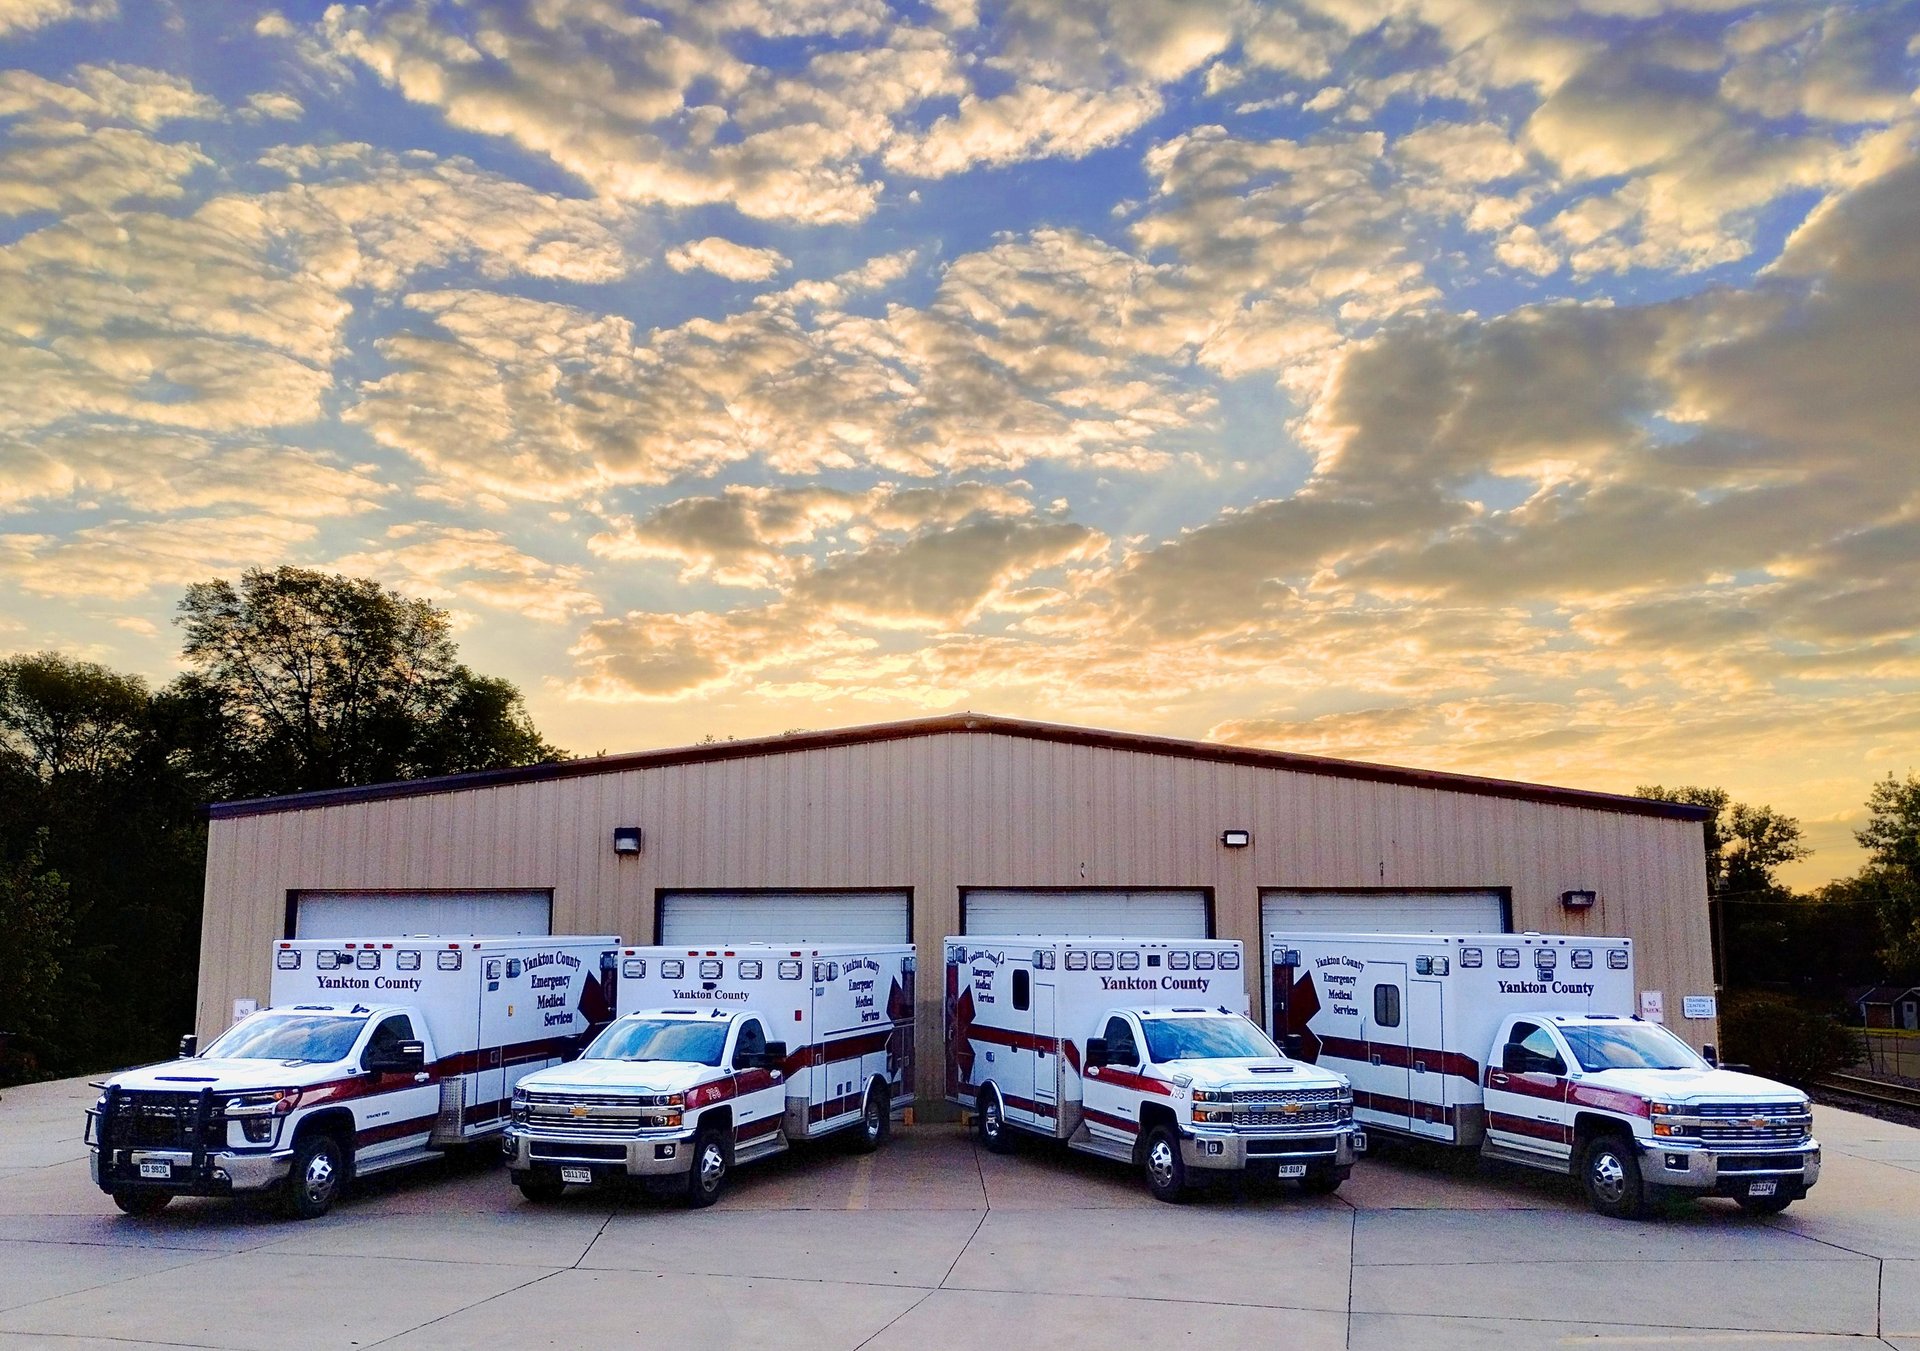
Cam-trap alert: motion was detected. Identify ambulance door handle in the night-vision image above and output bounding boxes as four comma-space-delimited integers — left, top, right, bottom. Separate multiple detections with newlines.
1490, 1073, 1509, 1086
1413, 1062, 1425, 1074
1369, 1054, 1381, 1066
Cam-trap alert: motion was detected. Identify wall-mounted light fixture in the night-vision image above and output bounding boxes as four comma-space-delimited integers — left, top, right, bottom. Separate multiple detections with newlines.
1221, 829, 1252, 848
1560, 888, 1596, 910
612, 827, 643, 856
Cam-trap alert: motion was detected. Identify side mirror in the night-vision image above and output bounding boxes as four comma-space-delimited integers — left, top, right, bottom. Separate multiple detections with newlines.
762, 1041, 788, 1070
1283, 1033, 1303, 1059
366, 1040, 426, 1074
1083, 1037, 1108, 1069
178, 1033, 198, 1058
1701, 1043, 1719, 1068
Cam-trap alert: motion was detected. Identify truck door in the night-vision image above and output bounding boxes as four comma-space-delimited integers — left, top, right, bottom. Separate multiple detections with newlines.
1005, 966, 1038, 1127
353, 1013, 438, 1165
1484, 1021, 1573, 1161
1082, 1014, 1144, 1146
1407, 979, 1448, 1139
1362, 962, 1411, 1131
728, 1017, 787, 1149
475, 956, 509, 1125
1031, 981, 1058, 1118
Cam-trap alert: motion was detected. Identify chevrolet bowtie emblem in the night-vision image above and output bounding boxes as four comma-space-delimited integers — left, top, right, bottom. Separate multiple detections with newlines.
1748, 1116, 1768, 1129
1282, 1101, 1300, 1114
570, 1104, 590, 1117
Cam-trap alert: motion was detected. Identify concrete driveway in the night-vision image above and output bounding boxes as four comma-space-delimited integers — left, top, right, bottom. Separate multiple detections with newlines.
3, 1075, 1917, 1349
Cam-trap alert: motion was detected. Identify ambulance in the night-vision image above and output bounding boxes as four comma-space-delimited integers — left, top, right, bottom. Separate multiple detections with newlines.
945, 935, 1360, 1201
1267, 931, 1821, 1217
505, 942, 915, 1205
86, 934, 617, 1219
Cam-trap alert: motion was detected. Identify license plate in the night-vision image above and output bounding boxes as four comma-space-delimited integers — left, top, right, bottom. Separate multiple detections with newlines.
1276, 1163, 1308, 1179
560, 1167, 592, 1185
138, 1161, 171, 1179
1748, 1180, 1777, 1197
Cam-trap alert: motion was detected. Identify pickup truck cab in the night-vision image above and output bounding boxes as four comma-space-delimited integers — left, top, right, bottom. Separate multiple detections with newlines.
1485, 1013, 1818, 1218
89, 1002, 439, 1219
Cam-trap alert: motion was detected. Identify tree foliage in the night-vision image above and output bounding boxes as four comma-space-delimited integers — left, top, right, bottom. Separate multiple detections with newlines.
1719, 992, 1860, 1087
1858, 773, 1920, 974
0, 829, 72, 1080
1634, 784, 1807, 898
178, 567, 561, 797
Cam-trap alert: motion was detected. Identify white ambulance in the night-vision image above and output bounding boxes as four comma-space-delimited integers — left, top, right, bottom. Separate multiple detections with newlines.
1266, 931, 1821, 1217
505, 942, 915, 1205
945, 935, 1360, 1202
87, 934, 617, 1219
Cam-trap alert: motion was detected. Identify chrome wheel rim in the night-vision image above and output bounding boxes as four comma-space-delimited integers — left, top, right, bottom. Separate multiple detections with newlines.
1147, 1137, 1177, 1190
698, 1141, 725, 1192
981, 1097, 1001, 1141
302, 1149, 337, 1206
865, 1094, 883, 1139
1589, 1150, 1627, 1204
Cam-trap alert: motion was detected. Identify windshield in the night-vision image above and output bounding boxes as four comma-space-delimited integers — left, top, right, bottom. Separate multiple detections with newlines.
1560, 1022, 1706, 1072
584, 1018, 728, 1066
202, 1013, 367, 1063
1141, 1016, 1279, 1063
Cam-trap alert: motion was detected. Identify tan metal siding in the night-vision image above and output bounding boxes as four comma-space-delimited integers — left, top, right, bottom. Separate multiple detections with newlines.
195, 730, 1716, 1104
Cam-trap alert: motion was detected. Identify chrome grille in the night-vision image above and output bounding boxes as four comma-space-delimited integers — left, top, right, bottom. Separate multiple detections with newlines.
522, 1091, 674, 1108
1687, 1103, 1810, 1143
1231, 1086, 1345, 1106
1237, 1105, 1347, 1128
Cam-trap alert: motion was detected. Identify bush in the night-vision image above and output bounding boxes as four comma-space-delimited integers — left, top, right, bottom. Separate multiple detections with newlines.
1719, 992, 1861, 1087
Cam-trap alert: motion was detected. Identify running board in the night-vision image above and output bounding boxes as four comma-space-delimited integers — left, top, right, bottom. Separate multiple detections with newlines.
1481, 1141, 1570, 1174
734, 1133, 789, 1166
1066, 1124, 1135, 1165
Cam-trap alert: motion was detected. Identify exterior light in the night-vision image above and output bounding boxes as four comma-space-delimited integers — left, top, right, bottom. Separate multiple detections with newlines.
612, 827, 643, 855
1561, 889, 1596, 910
1221, 829, 1252, 848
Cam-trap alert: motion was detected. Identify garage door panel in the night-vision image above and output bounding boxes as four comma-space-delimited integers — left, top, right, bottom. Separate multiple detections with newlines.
658, 891, 909, 945
962, 889, 1209, 938
1260, 889, 1505, 936
292, 890, 552, 939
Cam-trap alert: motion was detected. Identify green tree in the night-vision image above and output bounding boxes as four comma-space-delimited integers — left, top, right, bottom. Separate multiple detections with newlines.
1634, 785, 1806, 898
0, 653, 149, 779
176, 567, 561, 797
1858, 773, 1920, 973
0, 830, 71, 1079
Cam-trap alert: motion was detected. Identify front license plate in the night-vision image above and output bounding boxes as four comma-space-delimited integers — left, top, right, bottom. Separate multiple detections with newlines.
1748, 1180, 1778, 1197
138, 1160, 171, 1179
560, 1167, 593, 1185
1276, 1163, 1308, 1179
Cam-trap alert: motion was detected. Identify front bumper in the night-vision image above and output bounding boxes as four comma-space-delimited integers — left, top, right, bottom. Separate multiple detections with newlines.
1639, 1138, 1822, 1197
504, 1124, 694, 1178
89, 1145, 293, 1196
1180, 1123, 1359, 1173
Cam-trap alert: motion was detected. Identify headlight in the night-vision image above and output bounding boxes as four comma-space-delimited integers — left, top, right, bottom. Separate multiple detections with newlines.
1648, 1101, 1693, 1138
225, 1089, 301, 1118
1191, 1089, 1230, 1103
1193, 1106, 1234, 1124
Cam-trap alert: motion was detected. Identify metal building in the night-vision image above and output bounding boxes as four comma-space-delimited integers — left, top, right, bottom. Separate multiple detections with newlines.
194, 713, 1716, 1105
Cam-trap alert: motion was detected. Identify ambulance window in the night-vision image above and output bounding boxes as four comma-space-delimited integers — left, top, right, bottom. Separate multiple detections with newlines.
1119, 952, 1140, 971
1104, 1016, 1139, 1066
366, 1015, 413, 1058
1372, 984, 1402, 1027
735, 1019, 767, 1063
1013, 969, 1030, 1011
739, 960, 762, 980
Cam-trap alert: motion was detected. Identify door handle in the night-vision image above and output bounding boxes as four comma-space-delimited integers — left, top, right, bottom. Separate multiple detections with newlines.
1369, 1054, 1382, 1066
1413, 1062, 1426, 1074
1490, 1073, 1509, 1085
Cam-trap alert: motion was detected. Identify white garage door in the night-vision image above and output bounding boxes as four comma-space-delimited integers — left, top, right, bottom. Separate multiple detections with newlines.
962, 889, 1210, 938
1260, 889, 1506, 937
291, 889, 552, 939
658, 891, 910, 945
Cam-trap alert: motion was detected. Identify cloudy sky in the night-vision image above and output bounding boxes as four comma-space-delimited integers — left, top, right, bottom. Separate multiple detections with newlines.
2, 0, 1916, 882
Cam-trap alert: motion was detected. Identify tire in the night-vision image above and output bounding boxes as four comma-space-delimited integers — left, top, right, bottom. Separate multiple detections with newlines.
851, 1080, 891, 1154
975, 1084, 1015, 1155
684, 1126, 729, 1208
1579, 1133, 1647, 1220
281, 1132, 347, 1220
1298, 1164, 1349, 1196
111, 1189, 171, 1217
1142, 1124, 1189, 1203
1737, 1192, 1794, 1216
515, 1169, 567, 1204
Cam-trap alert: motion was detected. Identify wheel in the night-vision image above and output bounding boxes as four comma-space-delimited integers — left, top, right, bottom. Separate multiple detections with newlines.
851, 1080, 891, 1154
281, 1132, 347, 1220
1142, 1124, 1189, 1203
111, 1189, 171, 1216
1298, 1164, 1349, 1196
975, 1084, 1015, 1155
1737, 1191, 1794, 1216
1579, 1134, 1647, 1220
684, 1127, 729, 1208
515, 1169, 567, 1203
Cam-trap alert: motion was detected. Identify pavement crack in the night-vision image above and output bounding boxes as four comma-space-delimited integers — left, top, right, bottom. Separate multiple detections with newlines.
357, 1267, 568, 1350
937, 1210, 988, 1291
572, 1202, 620, 1270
